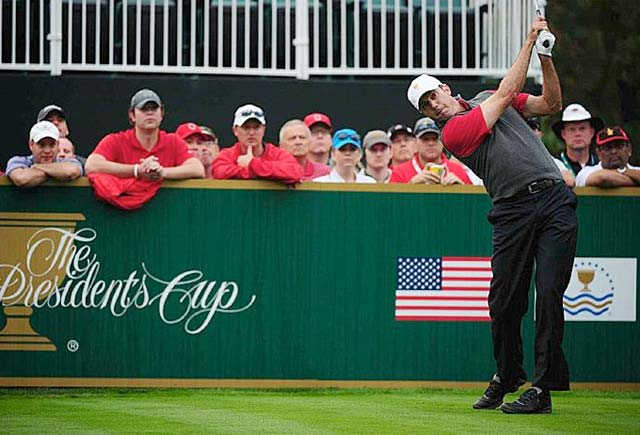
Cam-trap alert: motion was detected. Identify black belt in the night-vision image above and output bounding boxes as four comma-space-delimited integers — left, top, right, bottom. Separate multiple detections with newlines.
514, 179, 563, 197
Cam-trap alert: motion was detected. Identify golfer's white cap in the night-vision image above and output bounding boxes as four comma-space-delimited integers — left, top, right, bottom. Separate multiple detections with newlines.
30, 121, 60, 143
407, 74, 443, 112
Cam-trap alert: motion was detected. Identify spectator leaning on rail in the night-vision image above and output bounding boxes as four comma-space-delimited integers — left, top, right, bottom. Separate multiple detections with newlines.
360, 130, 393, 183
407, 16, 577, 414
387, 123, 416, 168
37, 104, 87, 169
176, 122, 220, 178
313, 129, 375, 183
6, 121, 83, 187
85, 89, 204, 210
279, 119, 330, 182
212, 104, 302, 183
389, 117, 471, 185
303, 112, 333, 165
552, 103, 604, 177
575, 126, 640, 187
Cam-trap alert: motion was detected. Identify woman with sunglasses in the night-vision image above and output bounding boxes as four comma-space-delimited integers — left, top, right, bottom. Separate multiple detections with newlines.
312, 129, 375, 183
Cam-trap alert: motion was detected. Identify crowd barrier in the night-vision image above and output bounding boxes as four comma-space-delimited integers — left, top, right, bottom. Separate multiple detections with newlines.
0, 178, 638, 389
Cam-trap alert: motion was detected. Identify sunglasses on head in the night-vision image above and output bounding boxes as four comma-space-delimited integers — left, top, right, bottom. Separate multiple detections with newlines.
335, 131, 360, 142
240, 109, 264, 117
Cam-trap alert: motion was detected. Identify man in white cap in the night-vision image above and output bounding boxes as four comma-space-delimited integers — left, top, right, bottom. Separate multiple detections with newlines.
407, 16, 577, 414
6, 121, 83, 187
551, 103, 604, 177
212, 104, 302, 183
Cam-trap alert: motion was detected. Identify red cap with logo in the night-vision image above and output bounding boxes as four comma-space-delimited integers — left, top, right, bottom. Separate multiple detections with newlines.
175, 122, 205, 140
596, 126, 630, 146
304, 113, 332, 129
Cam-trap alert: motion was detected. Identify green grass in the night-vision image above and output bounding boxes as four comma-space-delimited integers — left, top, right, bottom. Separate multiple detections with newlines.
1, 388, 639, 434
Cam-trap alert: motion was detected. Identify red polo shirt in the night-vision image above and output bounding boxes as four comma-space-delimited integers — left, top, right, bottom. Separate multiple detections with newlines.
389, 153, 472, 184
93, 128, 193, 167
441, 93, 530, 157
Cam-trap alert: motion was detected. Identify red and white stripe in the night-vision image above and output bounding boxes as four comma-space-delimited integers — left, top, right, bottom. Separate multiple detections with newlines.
395, 257, 492, 322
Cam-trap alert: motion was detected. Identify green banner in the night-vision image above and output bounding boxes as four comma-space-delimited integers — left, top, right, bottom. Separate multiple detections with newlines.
0, 180, 638, 385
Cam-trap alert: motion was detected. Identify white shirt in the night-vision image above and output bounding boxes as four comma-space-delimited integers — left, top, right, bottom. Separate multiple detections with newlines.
553, 157, 570, 173
357, 168, 392, 183
575, 162, 640, 187
313, 168, 376, 183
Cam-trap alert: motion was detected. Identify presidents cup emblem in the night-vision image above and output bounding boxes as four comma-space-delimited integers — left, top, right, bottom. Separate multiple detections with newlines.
0, 212, 85, 351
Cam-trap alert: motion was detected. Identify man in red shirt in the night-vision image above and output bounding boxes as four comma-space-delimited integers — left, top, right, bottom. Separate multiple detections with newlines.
389, 117, 471, 185
303, 112, 333, 165
85, 89, 204, 209
387, 124, 416, 168
279, 119, 330, 182
212, 104, 302, 184
175, 122, 220, 178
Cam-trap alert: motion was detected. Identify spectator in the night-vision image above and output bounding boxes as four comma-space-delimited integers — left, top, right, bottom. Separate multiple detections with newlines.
387, 124, 416, 168
360, 130, 393, 183
552, 103, 604, 176
279, 119, 330, 182
527, 117, 574, 186
85, 89, 204, 209
389, 118, 472, 185
304, 112, 333, 165
37, 103, 87, 166
6, 121, 82, 187
56, 137, 87, 169
313, 129, 375, 183
37, 104, 70, 138
575, 126, 639, 187
212, 104, 302, 183
176, 122, 220, 178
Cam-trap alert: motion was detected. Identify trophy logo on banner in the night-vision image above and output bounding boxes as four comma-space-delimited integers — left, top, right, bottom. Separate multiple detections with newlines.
561, 258, 637, 322
0, 212, 85, 351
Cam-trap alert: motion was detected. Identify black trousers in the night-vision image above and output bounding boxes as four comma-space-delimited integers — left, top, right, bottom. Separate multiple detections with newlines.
487, 183, 578, 391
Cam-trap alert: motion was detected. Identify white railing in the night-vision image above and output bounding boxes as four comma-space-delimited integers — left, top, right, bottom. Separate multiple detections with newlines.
0, 0, 544, 79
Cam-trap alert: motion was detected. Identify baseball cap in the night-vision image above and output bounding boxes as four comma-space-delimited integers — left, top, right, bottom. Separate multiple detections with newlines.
407, 74, 444, 111
30, 121, 60, 143
37, 104, 65, 122
413, 117, 440, 138
233, 104, 266, 126
130, 89, 162, 109
387, 124, 413, 139
176, 122, 205, 140
363, 130, 392, 149
200, 126, 217, 142
332, 128, 362, 150
596, 126, 630, 146
552, 103, 604, 140
304, 112, 332, 129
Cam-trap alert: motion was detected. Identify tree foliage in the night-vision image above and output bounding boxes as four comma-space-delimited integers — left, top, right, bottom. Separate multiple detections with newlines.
545, 0, 640, 163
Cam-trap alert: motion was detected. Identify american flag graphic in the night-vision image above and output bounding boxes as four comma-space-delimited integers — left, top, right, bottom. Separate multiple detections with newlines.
395, 257, 492, 322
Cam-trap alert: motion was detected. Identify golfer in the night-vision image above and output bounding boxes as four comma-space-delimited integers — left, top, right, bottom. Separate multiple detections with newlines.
407, 16, 577, 414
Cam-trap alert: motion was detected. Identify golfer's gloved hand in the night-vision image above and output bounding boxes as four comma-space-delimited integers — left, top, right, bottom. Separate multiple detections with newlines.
536, 30, 556, 57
